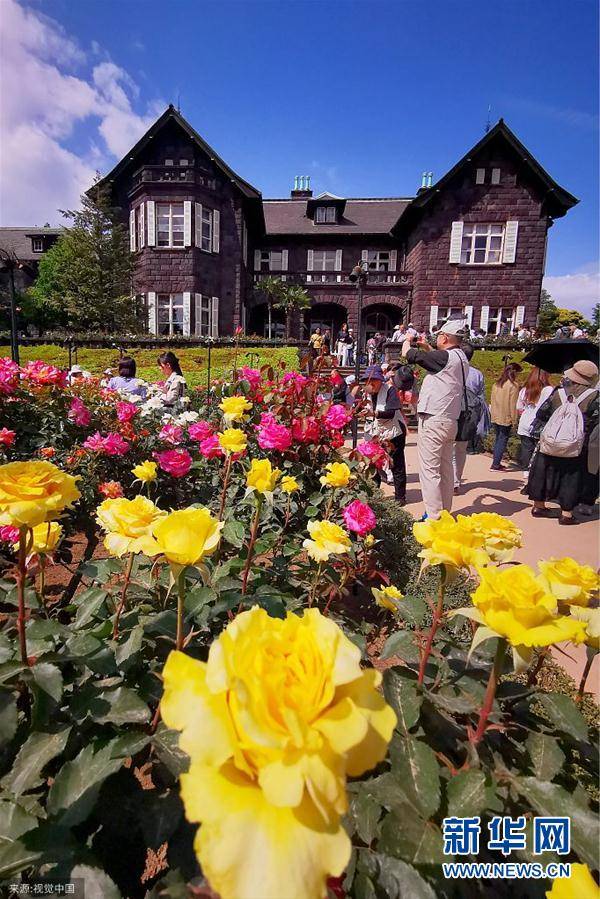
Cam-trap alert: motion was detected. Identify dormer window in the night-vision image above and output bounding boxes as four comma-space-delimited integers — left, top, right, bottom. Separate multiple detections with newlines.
165, 158, 174, 166
179, 159, 189, 166
315, 206, 337, 224
32, 238, 43, 253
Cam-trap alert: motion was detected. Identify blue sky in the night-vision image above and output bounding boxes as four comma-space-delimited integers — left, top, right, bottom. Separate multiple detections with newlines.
2, 0, 598, 313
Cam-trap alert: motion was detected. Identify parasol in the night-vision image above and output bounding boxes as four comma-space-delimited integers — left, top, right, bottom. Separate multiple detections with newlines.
521, 338, 599, 374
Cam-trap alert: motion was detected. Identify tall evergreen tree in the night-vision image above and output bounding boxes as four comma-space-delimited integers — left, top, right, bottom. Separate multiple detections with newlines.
537, 288, 559, 335
30, 176, 139, 333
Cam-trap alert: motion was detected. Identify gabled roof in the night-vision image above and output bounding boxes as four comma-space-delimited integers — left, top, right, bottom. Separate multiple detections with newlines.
313, 192, 344, 201
0, 227, 63, 261
400, 119, 577, 223
96, 105, 262, 200
264, 198, 412, 236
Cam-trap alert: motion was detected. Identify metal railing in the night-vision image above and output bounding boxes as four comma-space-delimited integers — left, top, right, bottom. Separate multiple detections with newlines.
129, 166, 217, 191
253, 269, 412, 286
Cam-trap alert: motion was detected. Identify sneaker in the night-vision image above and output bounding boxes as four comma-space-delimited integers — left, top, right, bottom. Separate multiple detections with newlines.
490, 464, 506, 471
559, 515, 578, 526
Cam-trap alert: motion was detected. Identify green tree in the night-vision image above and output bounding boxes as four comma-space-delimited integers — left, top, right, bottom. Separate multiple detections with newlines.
255, 277, 311, 339
556, 307, 592, 331
591, 303, 600, 335
537, 288, 559, 335
30, 176, 138, 333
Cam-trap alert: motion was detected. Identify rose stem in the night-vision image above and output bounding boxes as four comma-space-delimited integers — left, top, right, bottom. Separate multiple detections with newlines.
241, 496, 263, 596
417, 565, 447, 687
218, 455, 233, 520
471, 638, 507, 746
112, 552, 134, 640
16, 527, 31, 666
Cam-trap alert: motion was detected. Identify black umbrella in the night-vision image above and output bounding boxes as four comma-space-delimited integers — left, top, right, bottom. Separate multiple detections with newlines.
521, 338, 599, 374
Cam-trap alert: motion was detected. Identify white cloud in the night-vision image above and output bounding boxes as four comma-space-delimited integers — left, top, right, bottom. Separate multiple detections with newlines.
0, 0, 163, 226
543, 266, 600, 319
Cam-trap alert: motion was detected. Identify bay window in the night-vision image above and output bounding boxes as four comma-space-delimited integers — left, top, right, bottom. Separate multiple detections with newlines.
157, 293, 184, 335
157, 203, 185, 248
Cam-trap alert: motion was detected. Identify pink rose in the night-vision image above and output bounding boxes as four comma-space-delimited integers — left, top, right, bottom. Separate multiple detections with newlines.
154, 448, 193, 477
188, 421, 213, 442
83, 431, 129, 455
342, 500, 377, 536
281, 371, 309, 390
324, 404, 352, 430
22, 360, 67, 388
256, 421, 292, 452
356, 440, 388, 470
198, 434, 223, 459
0, 525, 20, 544
0, 427, 16, 446
159, 423, 184, 445
239, 367, 262, 389
116, 401, 139, 423
291, 416, 320, 444
68, 397, 91, 427
0, 358, 20, 396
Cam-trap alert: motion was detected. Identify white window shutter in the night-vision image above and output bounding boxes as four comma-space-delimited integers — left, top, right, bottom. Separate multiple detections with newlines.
389, 249, 397, 271
307, 249, 314, 271
183, 202, 192, 247
195, 203, 203, 248
129, 209, 136, 251
449, 221, 463, 263
515, 305, 525, 327
361, 249, 369, 262
491, 168, 501, 185
194, 293, 202, 336
281, 249, 289, 271
476, 168, 485, 185
502, 221, 519, 263
183, 292, 191, 336
212, 210, 220, 253
146, 201, 156, 246
254, 249, 261, 271
464, 305, 473, 327
147, 291, 156, 334
429, 305, 438, 330
139, 202, 145, 248
211, 297, 219, 337
242, 221, 248, 265
480, 305, 490, 332
335, 249, 343, 271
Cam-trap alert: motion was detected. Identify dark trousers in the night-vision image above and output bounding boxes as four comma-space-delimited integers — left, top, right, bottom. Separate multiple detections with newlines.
492, 424, 511, 467
520, 435, 536, 470
374, 430, 407, 502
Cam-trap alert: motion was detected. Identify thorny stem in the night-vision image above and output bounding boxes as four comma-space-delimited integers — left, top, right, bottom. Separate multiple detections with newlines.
323, 490, 335, 520
16, 527, 30, 666
38, 556, 47, 613
471, 638, 507, 746
218, 456, 233, 520
527, 647, 549, 686
176, 570, 186, 652
309, 562, 323, 608
417, 566, 446, 687
241, 497, 263, 596
113, 552, 135, 640
576, 652, 595, 703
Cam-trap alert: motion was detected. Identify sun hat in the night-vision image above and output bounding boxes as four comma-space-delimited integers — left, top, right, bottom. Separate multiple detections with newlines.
69, 365, 83, 374
439, 318, 467, 337
362, 364, 385, 381
564, 359, 599, 386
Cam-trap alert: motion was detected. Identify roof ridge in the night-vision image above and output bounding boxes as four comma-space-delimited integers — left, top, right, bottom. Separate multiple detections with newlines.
264, 196, 413, 203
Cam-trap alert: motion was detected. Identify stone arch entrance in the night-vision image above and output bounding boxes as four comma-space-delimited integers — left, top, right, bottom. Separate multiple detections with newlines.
246, 303, 286, 339
307, 302, 347, 338
362, 302, 403, 344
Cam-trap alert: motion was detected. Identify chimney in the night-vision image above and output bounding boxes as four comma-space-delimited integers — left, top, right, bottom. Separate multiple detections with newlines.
291, 174, 313, 198
417, 171, 433, 194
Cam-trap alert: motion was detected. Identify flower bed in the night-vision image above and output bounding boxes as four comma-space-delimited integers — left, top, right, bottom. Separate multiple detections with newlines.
0, 357, 598, 898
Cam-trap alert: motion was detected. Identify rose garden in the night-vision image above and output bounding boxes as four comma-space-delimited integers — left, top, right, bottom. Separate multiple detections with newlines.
0, 355, 598, 899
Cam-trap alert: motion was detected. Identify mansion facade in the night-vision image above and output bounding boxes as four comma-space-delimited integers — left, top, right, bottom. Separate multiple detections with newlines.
9, 106, 578, 342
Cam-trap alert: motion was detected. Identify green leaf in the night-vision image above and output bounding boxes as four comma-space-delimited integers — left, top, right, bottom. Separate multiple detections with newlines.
74, 588, 109, 629
1, 728, 71, 796
429, 680, 486, 715
395, 595, 427, 628
514, 777, 599, 870
380, 631, 419, 664
77, 686, 150, 726
185, 585, 217, 617
114, 625, 143, 669
446, 770, 487, 818
0, 799, 37, 844
47, 740, 124, 827
349, 791, 381, 845
30, 662, 63, 702
0, 823, 74, 879
109, 732, 150, 759
353, 872, 377, 899
70, 865, 121, 899
222, 518, 245, 549
152, 724, 189, 777
383, 669, 422, 733
0, 692, 18, 747
526, 731, 565, 781
369, 852, 436, 898
378, 811, 447, 865
389, 736, 440, 819
537, 693, 588, 742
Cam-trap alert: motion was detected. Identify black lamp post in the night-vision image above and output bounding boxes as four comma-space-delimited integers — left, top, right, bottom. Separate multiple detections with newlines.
0, 248, 21, 364
348, 260, 369, 447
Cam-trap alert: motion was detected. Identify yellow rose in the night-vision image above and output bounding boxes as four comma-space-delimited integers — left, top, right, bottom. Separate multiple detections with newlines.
0, 461, 80, 529
219, 395, 253, 423
246, 458, 281, 495
471, 564, 588, 648
372, 584, 404, 613
320, 462, 352, 488
218, 428, 247, 455
364, 534, 375, 549
570, 605, 600, 650
546, 863, 599, 899
303, 519, 351, 562
17, 521, 62, 555
456, 512, 522, 562
131, 460, 158, 483
538, 557, 600, 608
97, 496, 166, 557
413, 511, 490, 571
161, 606, 396, 899
281, 475, 300, 494
153, 506, 223, 568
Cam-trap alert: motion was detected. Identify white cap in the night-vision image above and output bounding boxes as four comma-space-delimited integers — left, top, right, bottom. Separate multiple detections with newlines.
70, 365, 83, 374
439, 318, 467, 337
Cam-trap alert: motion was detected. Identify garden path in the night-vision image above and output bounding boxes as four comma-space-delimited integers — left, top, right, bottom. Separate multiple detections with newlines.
382, 431, 600, 698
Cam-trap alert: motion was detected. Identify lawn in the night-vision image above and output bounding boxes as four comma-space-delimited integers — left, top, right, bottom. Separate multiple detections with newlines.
0, 344, 300, 388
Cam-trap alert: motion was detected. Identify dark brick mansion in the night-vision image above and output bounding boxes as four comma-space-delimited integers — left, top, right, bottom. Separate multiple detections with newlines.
4, 106, 578, 342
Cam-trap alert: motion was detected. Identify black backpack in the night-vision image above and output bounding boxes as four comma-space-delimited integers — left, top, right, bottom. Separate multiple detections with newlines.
454, 354, 483, 442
